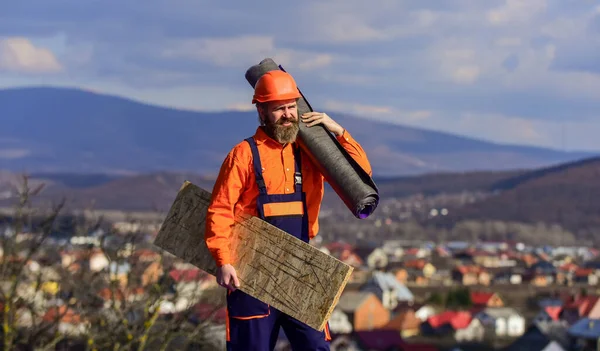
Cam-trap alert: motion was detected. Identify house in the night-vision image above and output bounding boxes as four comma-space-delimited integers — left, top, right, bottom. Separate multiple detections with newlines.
42, 306, 88, 336
97, 287, 146, 310
492, 269, 523, 285
521, 253, 539, 267
567, 318, 600, 350
414, 305, 438, 322
360, 271, 414, 310
529, 260, 557, 275
354, 247, 388, 270
583, 259, 600, 271
402, 247, 429, 259
455, 318, 485, 343
452, 266, 490, 286
555, 263, 577, 285
141, 261, 164, 287
109, 261, 130, 288
504, 328, 568, 351
472, 250, 505, 268
89, 249, 109, 272
132, 248, 162, 263
382, 309, 421, 338
330, 291, 390, 332
560, 295, 600, 325
452, 251, 475, 265
167, 268, 210, 310
338, 248, 364, 268
392, 268, 408, 284
534, 306, 563, 324
583, 296, 600, 319
421, 311, 472, 337
531, 319, 571, 349
475, 307, 526, 338
470, 292, 504, 308
403, 259, 436, 278
572, 268, 598, 285
528, 274, 552, 287
328, 309, 353, 334
407, 272, 430, 286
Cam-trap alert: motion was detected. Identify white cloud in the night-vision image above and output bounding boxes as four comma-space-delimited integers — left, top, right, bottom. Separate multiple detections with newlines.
452, 66, 481, 84
1, 0, 600, 150
297, 54, 333, 71
159, 35, 334, 73
226, 103, 254, 112
494, 37, 523, 47
487, 0, 548, 26
160, 35, 276, 67
0, 148, 30, 159
324, 99, 431, 123
457, 113, 548, 144
0, 37, 62, 73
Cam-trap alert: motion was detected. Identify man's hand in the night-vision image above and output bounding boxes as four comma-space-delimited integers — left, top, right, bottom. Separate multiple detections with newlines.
216, 264, 240, 292
301, 112, 344, 137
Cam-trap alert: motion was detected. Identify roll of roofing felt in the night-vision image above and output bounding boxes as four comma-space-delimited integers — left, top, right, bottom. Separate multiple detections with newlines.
245, 58, 379, 219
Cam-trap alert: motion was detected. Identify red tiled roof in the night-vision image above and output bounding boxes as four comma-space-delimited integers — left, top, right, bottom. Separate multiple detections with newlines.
405, 248, 420, 256
471, 292, 495, 305
43, 306, 82, 324
405, 259, 427, 269
545, 306, 562, 321
558, 263, 578, 272
564, 296, 600, 317
575, 268, 594, 277
98, 287, 125, 301
427, 311, 472, 329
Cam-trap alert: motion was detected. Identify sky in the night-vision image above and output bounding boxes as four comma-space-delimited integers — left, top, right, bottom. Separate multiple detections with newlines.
1, 0, 600, 151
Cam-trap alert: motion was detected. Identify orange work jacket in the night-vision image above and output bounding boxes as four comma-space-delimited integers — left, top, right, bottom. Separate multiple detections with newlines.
204, 126, 372, 266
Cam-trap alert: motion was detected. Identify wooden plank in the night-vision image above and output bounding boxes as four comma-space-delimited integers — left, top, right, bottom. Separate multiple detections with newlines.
153, 181, 353, 331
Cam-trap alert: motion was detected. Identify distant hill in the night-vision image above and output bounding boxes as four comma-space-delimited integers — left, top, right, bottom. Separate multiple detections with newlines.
1, 168, 523, 212
0, 86, 596, 176
0, 171, 217, 212
438, 156, 600, 236
2, 156, 600, 240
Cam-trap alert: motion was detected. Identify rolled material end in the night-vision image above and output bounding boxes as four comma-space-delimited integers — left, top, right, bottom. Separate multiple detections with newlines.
355, 195, 379, 219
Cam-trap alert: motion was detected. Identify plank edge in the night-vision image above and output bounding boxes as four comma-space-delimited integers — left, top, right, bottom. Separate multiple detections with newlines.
317, 265, 354, 331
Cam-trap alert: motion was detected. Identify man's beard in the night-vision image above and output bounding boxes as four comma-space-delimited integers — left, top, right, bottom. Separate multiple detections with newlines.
265, 117, 299, 144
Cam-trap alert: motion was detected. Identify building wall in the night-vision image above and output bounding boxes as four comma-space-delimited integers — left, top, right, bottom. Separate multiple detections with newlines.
354, 295, 391, 331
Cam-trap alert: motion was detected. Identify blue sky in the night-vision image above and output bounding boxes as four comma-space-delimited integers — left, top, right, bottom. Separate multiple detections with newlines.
1, 0, 600, 151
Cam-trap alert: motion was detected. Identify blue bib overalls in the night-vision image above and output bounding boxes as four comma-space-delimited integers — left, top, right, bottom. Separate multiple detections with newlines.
225, 137, 331, 351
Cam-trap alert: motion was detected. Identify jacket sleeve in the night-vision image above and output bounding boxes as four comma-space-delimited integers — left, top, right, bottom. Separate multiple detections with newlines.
335, 129, 373, 176
204, 149, 248, 267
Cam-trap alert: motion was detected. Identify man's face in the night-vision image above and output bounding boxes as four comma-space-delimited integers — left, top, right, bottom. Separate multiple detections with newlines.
258, 99, 300, 144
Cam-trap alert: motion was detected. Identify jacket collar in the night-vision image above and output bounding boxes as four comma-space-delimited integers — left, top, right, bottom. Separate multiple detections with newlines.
253, 126, 273, 145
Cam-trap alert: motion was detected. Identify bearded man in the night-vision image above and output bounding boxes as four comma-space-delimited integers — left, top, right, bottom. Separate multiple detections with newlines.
204, 70, 372, 351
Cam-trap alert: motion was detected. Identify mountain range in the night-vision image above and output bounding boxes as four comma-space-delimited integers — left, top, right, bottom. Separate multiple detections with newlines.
2, 156, 600, 240
0, 86, 596, 177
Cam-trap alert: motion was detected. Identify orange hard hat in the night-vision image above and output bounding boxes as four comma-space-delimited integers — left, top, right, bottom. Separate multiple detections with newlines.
252, 70, 302, 104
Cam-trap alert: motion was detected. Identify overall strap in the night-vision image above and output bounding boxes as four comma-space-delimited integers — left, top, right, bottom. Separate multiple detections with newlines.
244, 137, 267, 195
293, 144, 303, 193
